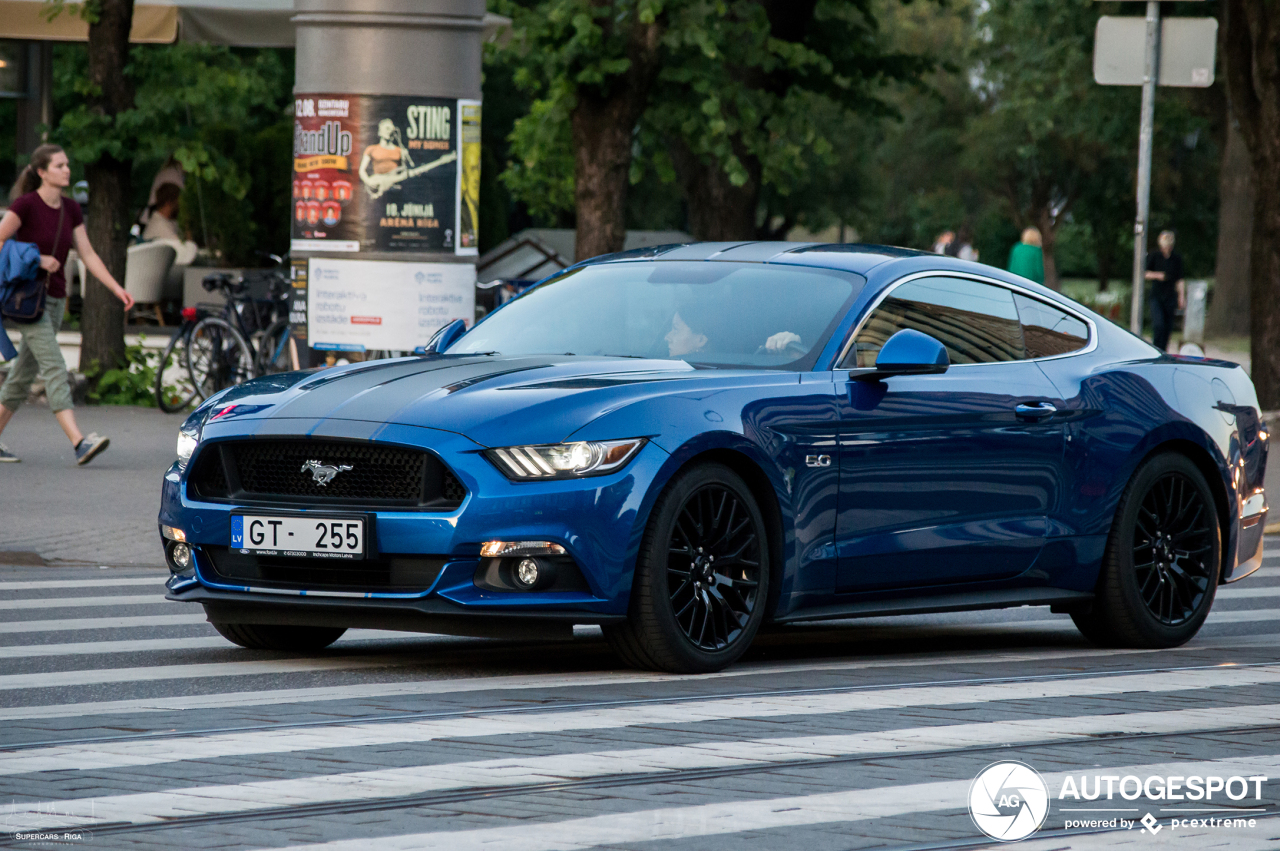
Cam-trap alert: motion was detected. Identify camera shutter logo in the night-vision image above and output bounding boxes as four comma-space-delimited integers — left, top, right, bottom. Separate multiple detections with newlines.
969, 761, 1050, 841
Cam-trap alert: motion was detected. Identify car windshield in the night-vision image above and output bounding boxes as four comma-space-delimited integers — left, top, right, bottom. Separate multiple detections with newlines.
449, 261, 863, 369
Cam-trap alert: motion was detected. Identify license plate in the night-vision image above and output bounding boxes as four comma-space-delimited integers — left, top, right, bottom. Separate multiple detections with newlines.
231, 514, 365, 560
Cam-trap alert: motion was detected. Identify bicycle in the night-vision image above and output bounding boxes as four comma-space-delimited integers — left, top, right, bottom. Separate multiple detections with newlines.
154, 257, 296, 411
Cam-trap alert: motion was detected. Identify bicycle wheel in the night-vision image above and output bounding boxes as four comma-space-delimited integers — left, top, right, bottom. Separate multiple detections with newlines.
155, 330, 200, 413
185, 316, 256, 401
255, 318, 296, 375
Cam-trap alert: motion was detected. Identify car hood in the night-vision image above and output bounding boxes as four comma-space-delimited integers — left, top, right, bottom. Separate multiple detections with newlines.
197, 354, 719, 447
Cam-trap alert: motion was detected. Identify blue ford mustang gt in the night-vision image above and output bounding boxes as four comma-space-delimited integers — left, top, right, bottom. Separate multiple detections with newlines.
160, 242, 1269, 673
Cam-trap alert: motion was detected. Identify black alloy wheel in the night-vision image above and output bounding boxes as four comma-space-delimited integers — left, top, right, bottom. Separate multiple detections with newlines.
1072, 452, 1221, 648
1132, 471, 1216, 625
667, 484, 763, 651
603, 463, 770, 673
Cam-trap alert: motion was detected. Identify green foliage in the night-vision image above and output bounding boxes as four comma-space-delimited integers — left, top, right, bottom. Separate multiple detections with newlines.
491, 0, 931, 234
853, 0, 1220, 282
645, 1, 927, 219
491, 0, 660, 223
82, 340, 158, 407
50, 42, 294, 265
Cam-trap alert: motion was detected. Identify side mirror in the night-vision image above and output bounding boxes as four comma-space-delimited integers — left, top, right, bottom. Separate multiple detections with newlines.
853, 328, 949, 381
423, 318, 468, 354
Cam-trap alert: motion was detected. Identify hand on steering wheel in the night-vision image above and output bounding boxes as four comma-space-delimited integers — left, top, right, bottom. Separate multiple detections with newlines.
763, 331, 805, 356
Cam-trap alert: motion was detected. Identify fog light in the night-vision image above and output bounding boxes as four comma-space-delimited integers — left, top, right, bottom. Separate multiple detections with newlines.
170, 542, 192, 571
514, 558, 540, 589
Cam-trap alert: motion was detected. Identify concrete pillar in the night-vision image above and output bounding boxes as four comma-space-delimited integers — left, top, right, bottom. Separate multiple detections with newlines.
290, 0, 483, 365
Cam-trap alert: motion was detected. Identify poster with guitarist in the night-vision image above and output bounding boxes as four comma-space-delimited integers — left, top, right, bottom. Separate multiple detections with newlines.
292, 94, 464, 253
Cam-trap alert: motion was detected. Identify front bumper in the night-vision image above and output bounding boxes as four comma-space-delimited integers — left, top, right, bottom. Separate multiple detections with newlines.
160, 418, 671, 623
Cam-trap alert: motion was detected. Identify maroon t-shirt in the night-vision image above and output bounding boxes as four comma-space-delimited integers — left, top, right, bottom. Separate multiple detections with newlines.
7, 191, 83, 298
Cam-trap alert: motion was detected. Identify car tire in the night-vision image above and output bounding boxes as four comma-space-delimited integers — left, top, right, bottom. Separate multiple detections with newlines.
1072, 452, 1221, 648
210, 621, 347, 651
603, 463, 770, 673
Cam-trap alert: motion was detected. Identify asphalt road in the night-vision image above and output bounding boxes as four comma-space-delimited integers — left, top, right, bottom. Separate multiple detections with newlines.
1, 548, 1280, 849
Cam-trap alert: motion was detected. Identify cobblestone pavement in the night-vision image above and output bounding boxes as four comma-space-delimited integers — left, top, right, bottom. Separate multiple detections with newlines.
1, 543, 1279, 849
0, 405, 181, 567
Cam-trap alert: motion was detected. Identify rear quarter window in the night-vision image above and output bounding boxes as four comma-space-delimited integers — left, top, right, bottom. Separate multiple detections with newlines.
1014, 294, 1090, 358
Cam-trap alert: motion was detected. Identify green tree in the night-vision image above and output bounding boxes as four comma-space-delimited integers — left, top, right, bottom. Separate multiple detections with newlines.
644, 0, 928, 241
496, 0, 667, 260
966, 0, 1140, 289
494, 0, 928, 253
44, 0, 136, 381
52, 42, 294, 266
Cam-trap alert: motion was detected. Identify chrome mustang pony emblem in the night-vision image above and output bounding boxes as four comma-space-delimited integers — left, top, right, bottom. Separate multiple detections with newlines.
301, 460, 353, 486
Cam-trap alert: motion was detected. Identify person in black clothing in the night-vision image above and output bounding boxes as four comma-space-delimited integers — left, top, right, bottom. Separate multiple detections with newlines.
1144, 230, 1186, 352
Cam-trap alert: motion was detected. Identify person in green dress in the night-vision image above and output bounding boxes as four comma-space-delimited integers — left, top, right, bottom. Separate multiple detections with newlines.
1007, 227, 1045, 284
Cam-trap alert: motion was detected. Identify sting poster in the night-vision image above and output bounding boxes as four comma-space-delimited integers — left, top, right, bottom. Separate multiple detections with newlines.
291, 94, 476, 254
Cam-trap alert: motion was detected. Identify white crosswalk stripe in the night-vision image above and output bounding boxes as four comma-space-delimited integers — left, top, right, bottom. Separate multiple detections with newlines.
259, 755, 1279, 851
11, 705, 1280, 830
0, 594, 168, 610
6, 663, 1280, 776
0, 630, 458, 659
0, 613, 207, 634
0, 576, 165, 590
0, 655, 439, 692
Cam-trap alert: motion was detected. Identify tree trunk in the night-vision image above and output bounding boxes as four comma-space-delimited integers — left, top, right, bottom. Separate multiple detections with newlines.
1248, 163, 1280, 404
571, 95, 635, 262
1096, 245, 1112, 292
570, 15, 661, 262
79, 0, 135, 379
1223, 0, 1280, 407
669, 139, 759, 241
1036, 210, 1060, 291
1207, 109, 1254, 338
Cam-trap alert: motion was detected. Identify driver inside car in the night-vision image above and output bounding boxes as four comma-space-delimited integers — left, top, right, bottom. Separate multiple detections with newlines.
664, 311, 801, 358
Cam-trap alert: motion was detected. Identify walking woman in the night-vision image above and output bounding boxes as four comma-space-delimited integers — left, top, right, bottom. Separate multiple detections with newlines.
0, 144, 134, 464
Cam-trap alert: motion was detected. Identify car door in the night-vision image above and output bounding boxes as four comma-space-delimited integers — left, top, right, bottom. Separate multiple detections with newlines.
834, 275, 1068, 593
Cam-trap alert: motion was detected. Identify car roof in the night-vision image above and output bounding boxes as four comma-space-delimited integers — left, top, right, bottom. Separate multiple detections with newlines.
585, 241, 930, 277
581, 240, 1084, 310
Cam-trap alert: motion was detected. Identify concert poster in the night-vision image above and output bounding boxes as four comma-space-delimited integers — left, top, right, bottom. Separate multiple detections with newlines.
292, 94, 467, 253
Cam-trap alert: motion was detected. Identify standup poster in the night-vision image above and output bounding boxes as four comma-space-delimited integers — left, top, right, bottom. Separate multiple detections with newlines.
292, 95, 475, 254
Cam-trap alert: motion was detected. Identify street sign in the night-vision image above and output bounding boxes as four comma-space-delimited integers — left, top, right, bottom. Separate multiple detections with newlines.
1094, 16, 1218, 87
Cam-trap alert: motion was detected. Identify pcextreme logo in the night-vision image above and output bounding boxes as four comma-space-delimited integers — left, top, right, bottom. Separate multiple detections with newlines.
969, 762, 1050, 841
969, 762, 1271, 842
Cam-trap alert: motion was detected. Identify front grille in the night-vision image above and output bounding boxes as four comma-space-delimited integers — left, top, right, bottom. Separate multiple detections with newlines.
204, 546, 447, 592
190, 439, 465, 509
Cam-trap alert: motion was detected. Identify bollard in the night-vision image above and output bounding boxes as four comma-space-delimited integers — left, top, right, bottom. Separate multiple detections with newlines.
1183, 279, 1208, 346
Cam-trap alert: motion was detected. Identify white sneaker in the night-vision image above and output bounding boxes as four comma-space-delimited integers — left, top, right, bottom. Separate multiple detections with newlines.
75, 433, 110, 466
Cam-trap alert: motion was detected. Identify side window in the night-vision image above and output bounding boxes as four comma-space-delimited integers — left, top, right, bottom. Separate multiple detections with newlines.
1014, 294, 1089, 358
844, 277, 1025, 367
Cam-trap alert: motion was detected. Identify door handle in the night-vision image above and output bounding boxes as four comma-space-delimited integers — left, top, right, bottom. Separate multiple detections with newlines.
1015, 402, 1057, 421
